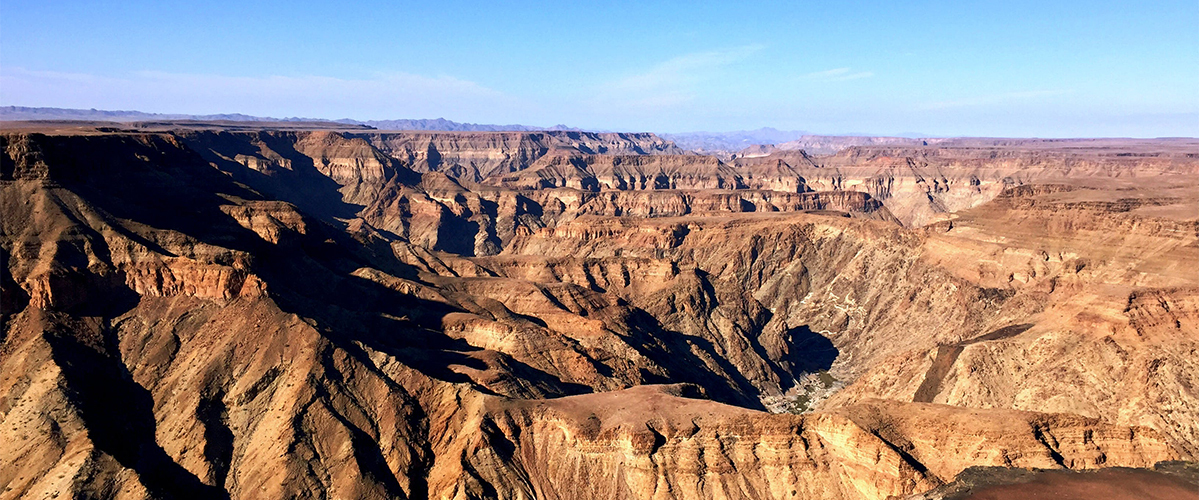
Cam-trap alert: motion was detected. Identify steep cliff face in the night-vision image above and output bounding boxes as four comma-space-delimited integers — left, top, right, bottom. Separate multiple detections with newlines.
735, 139, 1199, 226
443, 386, 1176, 500
483, 153, 744, 191
492, 213, 1039, 390
359, 131, 685, 183
823, 180, 1199, 458
768, 135, 939, 156
1, 129, 1196, 500
148, 130, 897, 258
1, 132, 431, 499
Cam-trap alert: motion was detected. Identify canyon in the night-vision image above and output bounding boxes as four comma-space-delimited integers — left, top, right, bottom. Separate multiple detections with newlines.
1, 122, 1197, 499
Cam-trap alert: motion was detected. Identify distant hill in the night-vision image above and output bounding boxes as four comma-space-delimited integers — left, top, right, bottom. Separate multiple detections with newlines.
0, 106, 320, 123
752, 135, 943, 156
0, 108, 939, 154
661, 128, 809, 154
0, 106, 582, 132
345, 118, 581, 132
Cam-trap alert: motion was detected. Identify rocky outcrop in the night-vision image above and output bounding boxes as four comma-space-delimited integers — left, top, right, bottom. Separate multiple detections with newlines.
442, 386, 1176, 499
361, 130, 684, 183
734, 139, 1199, 226
484, 153, 743, 191
145, 130, 894, 257
825, 181, 1199, 458
753, 135, 941, 156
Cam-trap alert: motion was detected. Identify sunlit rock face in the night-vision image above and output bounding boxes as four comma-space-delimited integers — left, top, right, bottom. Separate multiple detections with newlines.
2, 128, 1196, 499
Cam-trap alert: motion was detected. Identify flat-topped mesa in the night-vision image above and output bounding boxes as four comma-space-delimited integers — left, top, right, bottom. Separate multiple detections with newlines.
448, 386, 1178, 500
733, 152, 821, 192
759, 136, 1199, 159
821, 139, 1199, 174
356, 130, 686, 183
165, 129, 896, 254
1, 131, 894, 264
502, 188, 893, 222
733, 140, 1199, 226
482, 153, 748, 191
762, 135, 943, 156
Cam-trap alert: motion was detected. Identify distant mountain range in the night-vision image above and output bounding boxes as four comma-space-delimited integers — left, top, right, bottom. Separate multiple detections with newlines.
339, 118, 582, 132
659, 128, 941, 155
0, 106, 312, 123
659, 128, 810, 154
0, 107, 934, 154
0, 106, 582, 132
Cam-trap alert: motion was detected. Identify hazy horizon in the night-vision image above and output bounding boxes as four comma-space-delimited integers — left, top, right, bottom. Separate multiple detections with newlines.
3, 1, 1196, 137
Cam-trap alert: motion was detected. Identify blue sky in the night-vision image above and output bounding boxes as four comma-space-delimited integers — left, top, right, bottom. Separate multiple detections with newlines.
2, 1, 1196, 136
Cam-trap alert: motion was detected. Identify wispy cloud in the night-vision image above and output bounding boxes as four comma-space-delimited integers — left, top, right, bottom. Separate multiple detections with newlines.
591, 45, 766, 110
802, 67, 874, 81
923, 89, 1074, 110
0, 67, 520, 120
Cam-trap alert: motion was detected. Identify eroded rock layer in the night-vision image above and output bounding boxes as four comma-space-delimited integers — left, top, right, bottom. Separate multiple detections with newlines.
735, 139, 1199, 226
1, 127, 1196, 499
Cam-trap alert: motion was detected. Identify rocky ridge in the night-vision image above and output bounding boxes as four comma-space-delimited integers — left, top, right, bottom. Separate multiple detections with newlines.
735, 140, 1199, 225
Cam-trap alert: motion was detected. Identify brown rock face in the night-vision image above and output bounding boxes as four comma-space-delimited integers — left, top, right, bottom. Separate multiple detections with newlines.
736, 138, 1199, 226
447, 387, 1175, 500
1, 126, 1196, 499
357, 130, 685, 183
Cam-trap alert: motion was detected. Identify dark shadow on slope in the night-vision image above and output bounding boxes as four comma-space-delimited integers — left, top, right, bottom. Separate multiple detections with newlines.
625, 309, 766, 409
32, 133, 270, 255
912, 323, 1033, 403
435, 211, 481, 256
476, 197, 504, 255
972, 323, 1034, 343
1, 247, 31, 331
779, 326, 839, 375
179, 131, 366, 222
16, 131, 607, 500
44, 314, 229, 500
307, 364, 410, 500
37, 132, 588, 399
316, 270, 592, 397
196, 392, 234, 488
